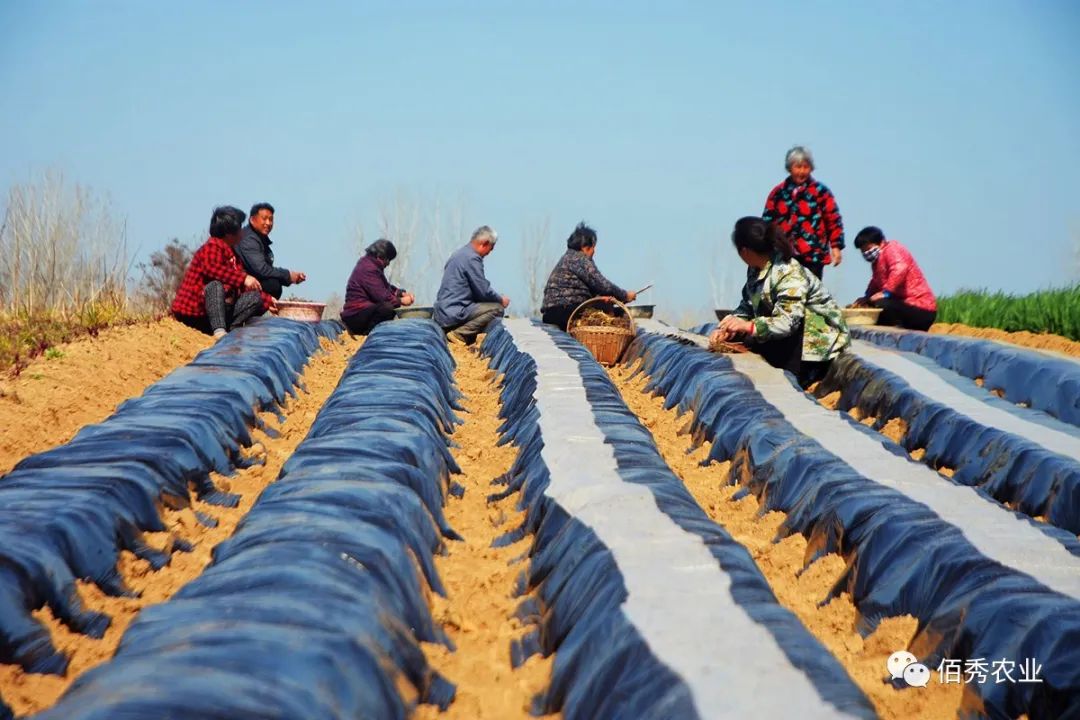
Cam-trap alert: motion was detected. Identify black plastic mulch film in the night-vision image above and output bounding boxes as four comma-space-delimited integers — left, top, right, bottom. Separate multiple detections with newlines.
693, 322, 1080, 540
6, 314, 1077, 719
480, 321, 875, 719
631, 328, 1080, 719
0, 318, 338, 688
850, 327, 1080, 429
27, 319, 462, 719
814, 351, 1080, 535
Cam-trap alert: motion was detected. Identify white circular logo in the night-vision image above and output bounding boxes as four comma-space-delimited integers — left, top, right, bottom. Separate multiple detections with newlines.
903, 663, 931, 688
886, 650, 918, 680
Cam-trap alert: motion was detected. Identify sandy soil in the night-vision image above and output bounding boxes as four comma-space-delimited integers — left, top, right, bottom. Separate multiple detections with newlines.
0, 335, 359, 717
931, 323, 1080, 359
0, 319, 213, 475
609, 363, 963, 719
817, 392, 956, 476
415, 345, 556, 720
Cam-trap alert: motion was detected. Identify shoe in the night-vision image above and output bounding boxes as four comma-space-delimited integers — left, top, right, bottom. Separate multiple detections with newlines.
212, 328, 227, 340
446, 331, 468, 346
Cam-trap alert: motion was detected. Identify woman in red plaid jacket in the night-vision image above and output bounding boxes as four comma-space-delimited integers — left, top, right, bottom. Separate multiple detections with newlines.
762, 146, 845, 279
171, 206, 275, 337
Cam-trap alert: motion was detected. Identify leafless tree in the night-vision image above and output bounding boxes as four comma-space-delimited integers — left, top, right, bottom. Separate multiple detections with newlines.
352, 190, 469, 303
521, 215, 553, 316
376, 190, 422, 288
0, 170, 129, 317
706, 228, 741, 312
323, 291, 344, 320
133, 238, 194, 313
421, 192, 469, 302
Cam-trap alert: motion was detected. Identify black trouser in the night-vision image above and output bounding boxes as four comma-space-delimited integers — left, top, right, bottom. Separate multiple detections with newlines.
175, 281, 264, 335
341, 302, 396, 336
799, 260, 825, 279
749, 327, 831, 387
260, 277, 284, 300
874, 297, 936, 331
541, 306, 574, 331
752, 330, 803, 374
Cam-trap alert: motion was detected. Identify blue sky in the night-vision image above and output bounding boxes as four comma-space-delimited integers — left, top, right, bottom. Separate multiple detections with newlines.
1, 1, 1077, 321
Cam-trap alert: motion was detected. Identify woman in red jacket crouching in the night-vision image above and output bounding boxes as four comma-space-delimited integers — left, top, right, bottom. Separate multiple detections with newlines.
852, 226, 937, 331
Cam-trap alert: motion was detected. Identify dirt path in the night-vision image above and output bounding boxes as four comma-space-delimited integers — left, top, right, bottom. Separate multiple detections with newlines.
609, 362, 963, 719
931, 323, 1080, 359
0, 319, 212, 475
415, 345, 556, 720
0, 335, 359, 717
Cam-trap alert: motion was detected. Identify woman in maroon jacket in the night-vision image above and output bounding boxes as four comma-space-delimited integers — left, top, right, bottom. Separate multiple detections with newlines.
341, 239, 415, 335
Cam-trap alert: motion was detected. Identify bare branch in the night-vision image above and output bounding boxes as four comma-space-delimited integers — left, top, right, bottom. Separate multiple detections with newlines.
0, 170, 128, 318
521, 215, 553, 317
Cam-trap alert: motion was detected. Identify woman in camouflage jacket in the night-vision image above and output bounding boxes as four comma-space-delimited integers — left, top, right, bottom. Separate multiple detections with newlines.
712, 217, 850, 385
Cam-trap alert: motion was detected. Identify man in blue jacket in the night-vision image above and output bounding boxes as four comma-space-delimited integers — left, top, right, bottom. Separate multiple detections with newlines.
434, 225, 509, 345
234, 202, 306, 299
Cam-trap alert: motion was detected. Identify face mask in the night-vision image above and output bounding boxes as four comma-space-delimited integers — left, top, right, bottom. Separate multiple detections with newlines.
861, 246, 881, 262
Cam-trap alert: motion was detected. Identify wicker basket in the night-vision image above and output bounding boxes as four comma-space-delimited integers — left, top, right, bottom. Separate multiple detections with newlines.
568, 298, 636, 366
842, 307, 883, 326
275, 301, 326, 322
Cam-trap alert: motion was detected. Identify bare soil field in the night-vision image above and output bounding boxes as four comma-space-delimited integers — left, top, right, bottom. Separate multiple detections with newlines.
3, 318, 1069, 718
0, 332, 558, 718
0, 335, 359, 716
0, 320, 212, 475
416, 345, 556, 719
931, 323, 1080, 359
609, 362, 964, 719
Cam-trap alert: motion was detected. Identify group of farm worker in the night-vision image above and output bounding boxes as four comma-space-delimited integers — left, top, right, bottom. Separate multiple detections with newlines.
341, 222, 639, 345
171, 203, 306, 337
170, 145, 937, 385
707, 145, 937, 384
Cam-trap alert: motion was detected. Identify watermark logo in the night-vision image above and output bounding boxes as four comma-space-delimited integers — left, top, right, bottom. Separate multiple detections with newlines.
887, 651, 929, 688
937, 658, 1043, 685
903, 663, 931, 688
888, 651, 1044, 687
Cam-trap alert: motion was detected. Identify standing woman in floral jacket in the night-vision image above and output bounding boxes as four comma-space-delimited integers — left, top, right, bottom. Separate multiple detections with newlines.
540, 222, 637, 330
712, 217, 850, 386
762, 146, 845, 279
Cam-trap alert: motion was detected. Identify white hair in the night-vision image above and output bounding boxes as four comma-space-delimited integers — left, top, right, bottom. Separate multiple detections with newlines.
784, 145, 814, 171
471, 225, 498, 245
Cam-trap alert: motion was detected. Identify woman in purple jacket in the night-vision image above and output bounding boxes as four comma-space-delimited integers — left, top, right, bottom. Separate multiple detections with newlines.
340, 239, 415, 335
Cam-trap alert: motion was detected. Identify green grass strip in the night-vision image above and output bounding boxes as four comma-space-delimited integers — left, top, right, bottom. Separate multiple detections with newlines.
937, 285, 1080, 340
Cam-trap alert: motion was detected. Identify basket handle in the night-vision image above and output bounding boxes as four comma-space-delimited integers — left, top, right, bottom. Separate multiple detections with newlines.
567, 297, 637, 335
